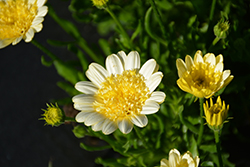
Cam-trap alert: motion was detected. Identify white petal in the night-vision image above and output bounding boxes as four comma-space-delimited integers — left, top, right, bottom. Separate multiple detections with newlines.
75, 111, 93, 123
216, 54, 223, 64
85, 112, 105, 126
32, 23, 43, 32
0, 38, 14, 49
72, 94, 95, 103
148, 91, 166, 103
12, 36, 22, 45
118, 119, 133, 134
214, 62, 224, 72
86, 63, 108, 88
176, 58, 187, 78
32, 17, 44, 26
37, 0, 46, 7
146, 72, 163, 93
194, 50, 204, 63
92, 119, 105, 131
102, 119, 117, 135
204, 53, 216, 66
24, 28, 34, 42
106, 54, 124, 75
73, 103, 94, 111
160, 159, 169, 167
141, 101, 160, 115
130, 114, 148, 127
75, 81, 98, 94
125, 51, 140, 70
169, 149, 180, 167
185, 55, 194, 71
222, 70, 231, 80
37, 6, 48, 17
139, 59, 157, 80
116, 51, 127, 67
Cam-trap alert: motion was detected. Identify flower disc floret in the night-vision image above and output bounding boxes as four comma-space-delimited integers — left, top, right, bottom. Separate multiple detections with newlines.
72, 51, 166, 135
41, 103, 64, 126
160, 148, 200, 167
0, 0, 48, 48
203, 96, 229, 131
176, 50, 234, 98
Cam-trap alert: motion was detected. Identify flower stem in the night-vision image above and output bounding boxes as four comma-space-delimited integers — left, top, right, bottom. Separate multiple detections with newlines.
214, 130, 223, 167
105, 6, 133, 49
31, 39, 60, 61
209, 0, 217, 21
149, 0, 167, 40
197, 98, 204, 146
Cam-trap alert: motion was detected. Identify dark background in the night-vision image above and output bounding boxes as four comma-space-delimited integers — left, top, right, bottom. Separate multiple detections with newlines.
0, 1, 108, 167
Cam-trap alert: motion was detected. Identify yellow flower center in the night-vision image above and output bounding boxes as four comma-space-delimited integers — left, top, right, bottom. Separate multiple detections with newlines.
91, 0, 108, 7
182, 62, 222, 97
176, 159, 189, 167
0, 0, 38, 39
210, 103, 221, 114
93, 69, 150, 122
42, 107, 63, 126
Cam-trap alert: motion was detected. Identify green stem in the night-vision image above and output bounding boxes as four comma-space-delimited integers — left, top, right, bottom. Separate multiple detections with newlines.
149, 0, 167, 40
31, 39, 59, 61
105, 6, 133, 50
214, 130, 223, 167
209, 0, 217, 21
64, 116, 76, 122
197, 98, 204, 146
134, 126, 149, 149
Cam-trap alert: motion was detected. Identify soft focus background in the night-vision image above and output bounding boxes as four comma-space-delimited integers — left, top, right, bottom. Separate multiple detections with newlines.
1, 0, 250, 167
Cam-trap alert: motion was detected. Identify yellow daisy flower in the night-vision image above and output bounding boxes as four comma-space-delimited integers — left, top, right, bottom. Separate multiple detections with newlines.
160, 148, 200, 167
203, 96, 229, 130
176, 50, 234, 98
0, 0, 48, 49
72, 51, 166, 135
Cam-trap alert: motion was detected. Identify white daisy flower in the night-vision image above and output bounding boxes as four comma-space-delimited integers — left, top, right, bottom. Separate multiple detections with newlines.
72, 51, 166, 135
0, 0, 48, 49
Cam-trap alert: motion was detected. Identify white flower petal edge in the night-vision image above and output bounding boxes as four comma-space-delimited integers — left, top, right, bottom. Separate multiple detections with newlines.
139, 59, 157, 80
141, 101, 160, 115
169, 149, 180, 167
86, 63, 108, 88
118, 119, 133, 134
130, 114, 148, 127
76, 111, 94, 122
176, 58, 187, 78
102, 119, 117, 135
106, 54, 124, 75
146, 72, 163, 93
75, 81, 98, 94
125, 51, 140, 70
148, 91, 166, 103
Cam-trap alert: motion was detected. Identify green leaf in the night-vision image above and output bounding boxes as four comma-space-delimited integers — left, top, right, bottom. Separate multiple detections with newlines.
131, 20, 142, 42
80, 142, 111, 151
56, 81, 78, 96
201, 161, 214, 167
41, 56, 53, 67
47, 39, 75, 47
200, 144, 216, 153
54, 60, 79, 85
98, 38, 112, 56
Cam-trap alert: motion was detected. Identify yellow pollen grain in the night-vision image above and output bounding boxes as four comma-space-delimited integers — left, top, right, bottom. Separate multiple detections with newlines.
93, 69, 150, 122
0, 0, 38, 39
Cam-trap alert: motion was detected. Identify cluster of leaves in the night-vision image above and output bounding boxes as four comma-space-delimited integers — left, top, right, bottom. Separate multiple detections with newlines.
42, 0, 250, 166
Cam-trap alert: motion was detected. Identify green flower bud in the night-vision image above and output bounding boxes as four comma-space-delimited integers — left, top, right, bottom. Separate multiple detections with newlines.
41, 103, 64, 126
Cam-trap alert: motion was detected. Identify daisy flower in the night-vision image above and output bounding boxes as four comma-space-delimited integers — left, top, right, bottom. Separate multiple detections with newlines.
72, 51, 166, 135
0, 0, 48, 49
160, 148, 200, 167
176, 50, 234, 98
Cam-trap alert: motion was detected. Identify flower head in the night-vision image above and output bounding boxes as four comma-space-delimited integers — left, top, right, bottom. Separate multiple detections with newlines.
214, 19, 230, 39
91, 0, 108, 8
160, 148, 200, 167
72, 51, 165, 135
203, 96, 229, 131
41, 103, 64, 126
0, 0, 48, 49
176, 50, 234, 98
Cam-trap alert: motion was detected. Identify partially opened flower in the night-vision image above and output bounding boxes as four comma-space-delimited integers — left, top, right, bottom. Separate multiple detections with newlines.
72, 51, 166, 135
160, 148, 200, 167
204, 96, 229, 131
0, 0, 48, 49
176, 50, 234, 98
41, 103, 64, 126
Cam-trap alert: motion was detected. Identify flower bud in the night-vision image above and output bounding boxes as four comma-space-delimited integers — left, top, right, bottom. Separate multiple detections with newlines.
214, 19, 230, 39
41, 103, 64, 126
91, 0, 108, 8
